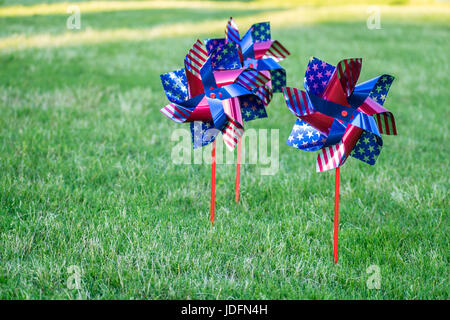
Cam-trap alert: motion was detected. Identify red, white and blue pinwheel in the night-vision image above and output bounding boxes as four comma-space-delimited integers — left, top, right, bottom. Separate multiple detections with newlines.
161, 39, 272, 152
205, 17, 290, 93
283, 57, 397, 263
160, 39, 275, 223
202, 17, 290, 205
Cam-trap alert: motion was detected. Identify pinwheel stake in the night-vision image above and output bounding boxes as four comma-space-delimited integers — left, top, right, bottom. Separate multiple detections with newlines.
160, 24, 288, 222
283, 57, 397, 263
235, 140, 242, 203
334, 167, 340, 264
211, 140, 217, 224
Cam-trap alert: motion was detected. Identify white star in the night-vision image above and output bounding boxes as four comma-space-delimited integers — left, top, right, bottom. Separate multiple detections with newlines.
296, 133, 304, 140
293, 124, 301, 131
288, 135, 294, 142
306, 131, 314, 138
169, 72, 177, 79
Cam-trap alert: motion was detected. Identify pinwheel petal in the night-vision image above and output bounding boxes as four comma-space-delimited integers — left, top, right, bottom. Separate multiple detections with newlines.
225, 17, 240, 44
240, 95, 268, 122
184, 39, 209, 80
160, 102, 195, 123
255, 84, 273, 106
207, 97, 228, 131
282, 87, 314, 117
365, 75, 397, 135
287, 118, 325, 152
160, 68, 189, 104
270, 69, 286, 93
183, 40, 209, 98
210, 42, 242, 71
349, 74, 394, 108
222, 97, 243, 127
350, 131, 383, 165
316, 141, 346, 172
336, 58, 362, 98
374, 112, 397, 135
235, 69, 271, 91
190, 121, 219, 149
221, 117, 244, 151
262, 40, 290, 62
368, 75, 395, 106
356, 95, 397, 136
250, 22, 271, 42
204, 38, 226, 55
304, 57, 336, 97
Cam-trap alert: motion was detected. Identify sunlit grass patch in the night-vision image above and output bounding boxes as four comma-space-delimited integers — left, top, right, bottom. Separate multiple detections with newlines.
0, 4, 449, 51
0, 0, 282, 17
0, 0, 442, 18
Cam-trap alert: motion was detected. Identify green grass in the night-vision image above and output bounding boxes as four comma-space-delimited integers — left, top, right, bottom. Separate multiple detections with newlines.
0, 8, 281, 37
0, 1, 449, 299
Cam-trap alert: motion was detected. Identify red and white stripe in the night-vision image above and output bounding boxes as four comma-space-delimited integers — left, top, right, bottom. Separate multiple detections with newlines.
225, 17, 240, 44
160, 103, 191, 123
255, 85, 273, 106
236, 69, 270, 91
221, 118, 244, 151
264, 40, 290, 62
336, 58, 362, 97
316, 142, 346, 172
222, 97, 243, 125
375, 112, 397, 135
184, 40, 208, 78
282, 87, 312, 117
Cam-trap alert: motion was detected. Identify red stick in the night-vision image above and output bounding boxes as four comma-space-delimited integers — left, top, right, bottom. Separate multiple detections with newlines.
334, 166, 340, 264
235, 140, 242, 203
210, 140, 217, 225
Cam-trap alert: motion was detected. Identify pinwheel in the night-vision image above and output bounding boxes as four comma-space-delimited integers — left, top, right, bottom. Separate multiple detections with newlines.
160, 39, 273, 224
204, 17, 290, 202
283, 57, 397, 263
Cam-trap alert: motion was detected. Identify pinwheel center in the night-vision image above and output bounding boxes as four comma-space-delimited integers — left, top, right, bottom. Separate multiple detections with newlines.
341, 110, 348, 117
210, 93, 216, 99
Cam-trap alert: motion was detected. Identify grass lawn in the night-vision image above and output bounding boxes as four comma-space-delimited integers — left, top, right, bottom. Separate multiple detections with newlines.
0, 0, 448, 299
